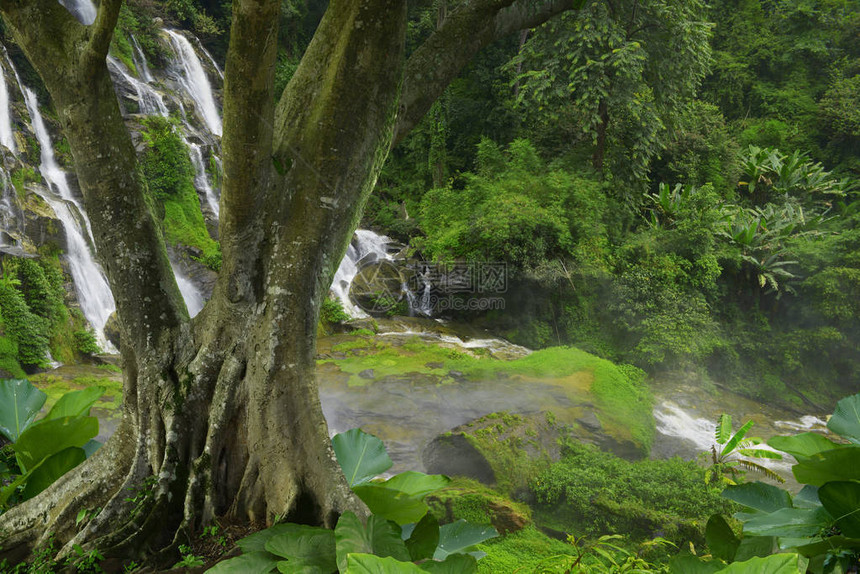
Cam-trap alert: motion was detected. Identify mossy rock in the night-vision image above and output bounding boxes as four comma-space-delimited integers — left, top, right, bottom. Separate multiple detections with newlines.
426, 478, 531, 535
422, 412, 563, 497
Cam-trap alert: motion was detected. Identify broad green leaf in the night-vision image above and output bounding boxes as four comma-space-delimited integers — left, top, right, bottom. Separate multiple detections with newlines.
818, 481, 860, 537
736, 448, 783, 459
742, 506, 832, 538
705, 514, 739, 562
793, 447, 860, 486
433, 520, 498, 560
204, 551, 279, 574
332, 429, 392, 488
718, 553, 808, 574
722, 482, 793, 513
405, 513, 440, 562
721, 420, 755, 457
45, 387, 105, 420
0, 379, 46, 442
0, 460, 8, 476
791, 486, 821, 510
264, 524, 335, 573
345, 553, 424, 573
828, 393, 860, 444
668, 554, 725, 574
420, 553, 478, 573
21, 447, 86, 500
13, 416, 98, 472
353, 472, 450, 525
716, 414, 732, 445
788, 535, 860, 557
768, 433, 842, 460
239, 524, 303, 554
732, 536, 778, 562
335, 512, 409, 572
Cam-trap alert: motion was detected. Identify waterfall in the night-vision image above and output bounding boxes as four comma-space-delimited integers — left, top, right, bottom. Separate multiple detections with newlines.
131, 36, 154, 83
0, 60, 16, 155
0, 168, 21, 245
107, 56, 168, 117
170, 261, 204, 317
21, 86, 116, 347
165, 29, 222, 137
332, 229, 396, 318
187, 142, 219, 216
58, 0, 97, 25
653, 400, 792, 474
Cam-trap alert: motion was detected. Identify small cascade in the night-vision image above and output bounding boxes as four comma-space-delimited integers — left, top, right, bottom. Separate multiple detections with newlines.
170, 261, 205, 317
331, 229, 396, 318
0, 168, 22, 245
58, 0, 97, 25
130, 36, 154, 83
165, 29, 222, 137
107, 56, 168, 116
187, 142, 219, 216
0, 57, 16, 155
653, 400, 792, 475
20, 86, 116, 347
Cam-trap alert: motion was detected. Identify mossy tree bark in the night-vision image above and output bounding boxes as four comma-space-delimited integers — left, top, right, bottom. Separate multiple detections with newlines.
0, 0, 579, 567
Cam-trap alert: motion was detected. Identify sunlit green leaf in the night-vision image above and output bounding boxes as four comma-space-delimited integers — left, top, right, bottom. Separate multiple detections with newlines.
21, 446, 86, 500
45, 387, 105, 420
332, 429, 392, 488
0, 379, 46, 443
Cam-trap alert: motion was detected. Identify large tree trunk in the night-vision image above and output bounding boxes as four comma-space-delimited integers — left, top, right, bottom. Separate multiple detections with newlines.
0, 0, 580, 568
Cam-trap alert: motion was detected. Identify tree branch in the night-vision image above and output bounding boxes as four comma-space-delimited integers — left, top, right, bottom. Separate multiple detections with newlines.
215, 0, 280, 306
85, 0, 122, 66
393, 0, 581, 147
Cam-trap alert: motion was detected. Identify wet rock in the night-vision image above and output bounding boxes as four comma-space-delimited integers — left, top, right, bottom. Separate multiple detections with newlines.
358, 369, 375, 380
577, 411, 602, 432
425, 361, 444, 369
104, 312, 121, 350
423, 433, 496, 484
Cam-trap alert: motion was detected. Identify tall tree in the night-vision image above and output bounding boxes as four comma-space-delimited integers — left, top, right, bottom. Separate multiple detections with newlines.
0, 0, 580, 566
510, 0, 711, 183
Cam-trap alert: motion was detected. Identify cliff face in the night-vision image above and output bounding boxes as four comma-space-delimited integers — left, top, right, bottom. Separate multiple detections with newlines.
0, 19, 223, 366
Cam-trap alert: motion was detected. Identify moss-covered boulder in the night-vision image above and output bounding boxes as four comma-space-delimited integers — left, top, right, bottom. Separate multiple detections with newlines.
426, 478, 531, 535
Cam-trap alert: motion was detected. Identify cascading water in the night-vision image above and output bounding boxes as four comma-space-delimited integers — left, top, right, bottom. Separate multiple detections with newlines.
107, 56, 168, 117
187, 142, 219, 216
332, 229, 397, 318
165, 29, 222, 137
0, 168, 22, 245
131, 36, 154, 83
0, 56, 16, 155
20, 86, 116, 347
170, 261, 204, 317
58, 0, 97, 25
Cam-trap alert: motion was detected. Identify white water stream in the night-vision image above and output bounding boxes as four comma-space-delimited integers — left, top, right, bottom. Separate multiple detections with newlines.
20, 86, 116, 347
165, 29, 222, 137
58, 0, 97, 25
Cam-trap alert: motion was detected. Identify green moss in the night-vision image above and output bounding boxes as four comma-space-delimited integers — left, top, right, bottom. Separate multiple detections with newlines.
476, 525, 576, 574
319, 339, 654, 451
426, 477, 532, 531
9, 166, 39, 196
140, 116, 221, 268
32, 374, 123, 414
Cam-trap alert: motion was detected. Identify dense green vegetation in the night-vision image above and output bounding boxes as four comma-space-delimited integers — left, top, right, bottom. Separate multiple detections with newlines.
0, 256, 98, 373
139, 116, 221, 270
363, 0, 860, 407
